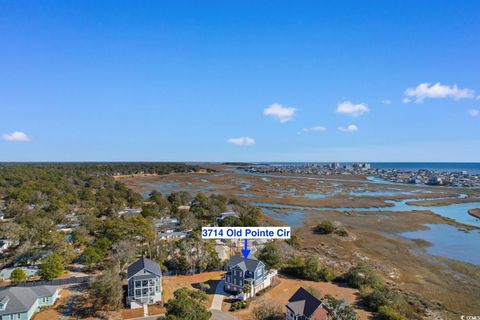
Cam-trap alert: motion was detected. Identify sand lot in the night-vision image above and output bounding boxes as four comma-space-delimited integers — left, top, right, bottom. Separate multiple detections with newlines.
163, 271, 224, 307
227, 275, 372, 320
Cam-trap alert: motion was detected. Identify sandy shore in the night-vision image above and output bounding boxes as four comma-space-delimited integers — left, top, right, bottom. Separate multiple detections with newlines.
468, 208, 480, 219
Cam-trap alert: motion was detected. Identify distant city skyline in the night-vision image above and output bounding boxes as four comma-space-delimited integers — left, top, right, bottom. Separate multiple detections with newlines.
1, 1, 479, 161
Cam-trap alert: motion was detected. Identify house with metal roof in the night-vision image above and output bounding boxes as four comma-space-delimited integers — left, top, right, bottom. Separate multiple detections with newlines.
0, 285, 60, 320
127, 257, 162, 309
286, 287, 329, 320
224, 255, 276, 300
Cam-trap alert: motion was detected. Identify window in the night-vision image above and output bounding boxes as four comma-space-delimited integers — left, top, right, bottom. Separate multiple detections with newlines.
135, 280, 141, 287
135, 289, 141, 296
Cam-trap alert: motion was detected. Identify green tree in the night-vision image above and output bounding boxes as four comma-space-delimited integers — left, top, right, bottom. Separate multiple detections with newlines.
360, 286, 405, 312
83, 247, 104, 267
161, 288, 211, 320
39, 253, 65, 280
258, 241, 282, 270
319, 267, 336, 282
190, 193, 211, 220
10, 268, 27, 284
324, 295, 359, 320
302, 256, 321, 281
342, 264, 385, 289
90, 267, 123, 311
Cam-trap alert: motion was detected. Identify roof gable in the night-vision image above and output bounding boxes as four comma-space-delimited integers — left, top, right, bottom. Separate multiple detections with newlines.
287, 287, 323, 317
0, 286, 57, 316
227, 255, 263, 273
128, 257, 162, 278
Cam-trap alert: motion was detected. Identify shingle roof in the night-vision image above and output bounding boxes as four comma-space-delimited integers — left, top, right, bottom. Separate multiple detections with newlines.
0, 286, 58, 316
286, 287, 323, 317
127, 257, 162, 278
226, 255, 263, 273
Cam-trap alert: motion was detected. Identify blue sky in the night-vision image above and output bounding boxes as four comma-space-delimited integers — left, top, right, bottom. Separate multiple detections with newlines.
1, 0, 479, 162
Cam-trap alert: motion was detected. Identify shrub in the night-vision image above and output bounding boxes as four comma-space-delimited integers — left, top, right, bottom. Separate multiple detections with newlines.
334, 228, 349, 237
230, 301, 244, 311
319, 267, 336, 282
378, 306, 406, 320
360, 286, 405, 312
342, 264, 385, 289
10, 268, 27, 284
251, 303, 283, 320
313, 221, 335, 234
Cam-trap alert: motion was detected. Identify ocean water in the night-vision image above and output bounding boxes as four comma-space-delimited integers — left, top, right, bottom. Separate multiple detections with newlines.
258, 162, 480, 174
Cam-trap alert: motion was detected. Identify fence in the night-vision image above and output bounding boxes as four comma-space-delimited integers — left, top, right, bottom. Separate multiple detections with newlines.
12, 275, 92, 287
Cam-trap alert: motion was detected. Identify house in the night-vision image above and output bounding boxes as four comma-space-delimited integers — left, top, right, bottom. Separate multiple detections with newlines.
216, 211, 239, 223
224, 256, 276, 300
0, 266, 39, 281
0, 285, 60, 320
157, 230, 188, 241
0, 240, 11, 254
286, 287, 329, 320
154, 217, 189, 241
118, 208, 142, 216
127, 257, 162, 309
153, 217, 180, 231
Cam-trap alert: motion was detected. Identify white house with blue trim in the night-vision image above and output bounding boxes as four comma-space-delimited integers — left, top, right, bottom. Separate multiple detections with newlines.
0, 286, 60, 320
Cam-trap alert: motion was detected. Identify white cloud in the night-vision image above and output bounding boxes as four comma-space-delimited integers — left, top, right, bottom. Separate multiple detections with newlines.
300, 126, 327, 133
404, 82, 475, 103
402, 98, 411, 104
336, 101, 369, 117
468, 109, 480, 117
228, 136, 255, 146
337, 124, 358, 132
382, 99, 392, 105
2, 131, 31, 142
263, 103, 297, 123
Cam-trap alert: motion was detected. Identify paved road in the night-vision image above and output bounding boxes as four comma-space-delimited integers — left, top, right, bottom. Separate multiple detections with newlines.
210, 279, 229, 310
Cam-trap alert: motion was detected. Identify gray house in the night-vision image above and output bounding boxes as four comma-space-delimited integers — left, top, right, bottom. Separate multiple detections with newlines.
127, 257, 162, 309
286, 287, 328, 320
224, 256, 275, 300
0, 286, 60, 320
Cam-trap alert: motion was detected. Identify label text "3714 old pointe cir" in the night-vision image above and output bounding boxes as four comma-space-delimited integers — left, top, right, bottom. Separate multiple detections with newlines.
201, 227, 291, 239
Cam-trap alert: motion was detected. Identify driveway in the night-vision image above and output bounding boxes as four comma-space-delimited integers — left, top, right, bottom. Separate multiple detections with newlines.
210, 279, 229, 310
210, 309, 239, 320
